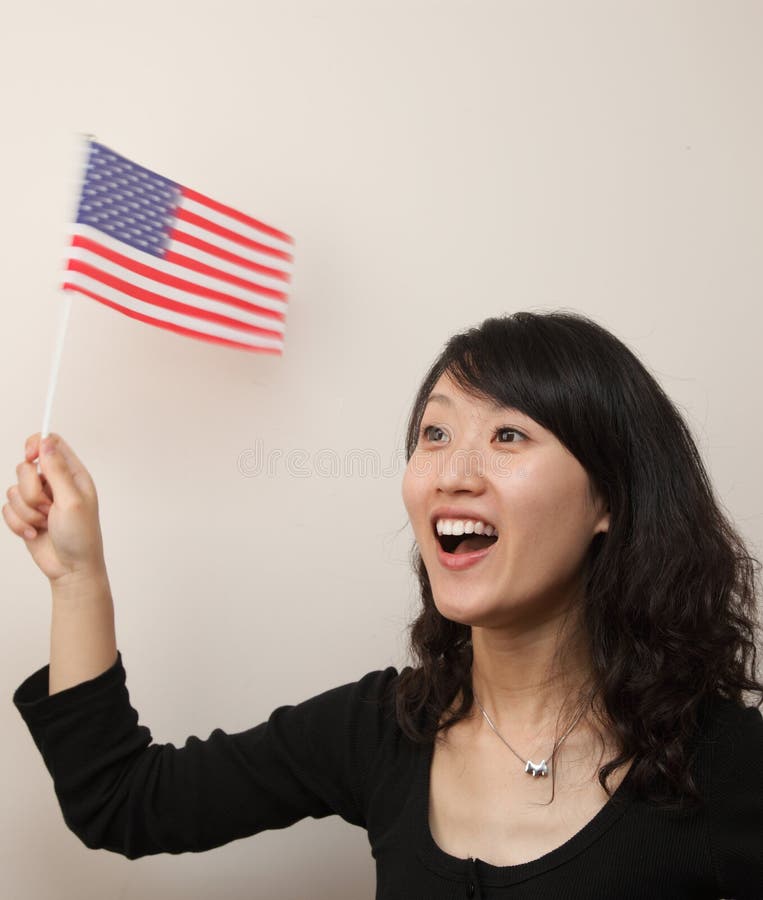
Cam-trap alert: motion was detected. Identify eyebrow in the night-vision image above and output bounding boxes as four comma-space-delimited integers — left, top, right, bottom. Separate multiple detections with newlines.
425, 392, 513, 414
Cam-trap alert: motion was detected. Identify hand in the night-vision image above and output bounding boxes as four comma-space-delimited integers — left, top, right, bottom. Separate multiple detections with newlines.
3, 433, 107, 586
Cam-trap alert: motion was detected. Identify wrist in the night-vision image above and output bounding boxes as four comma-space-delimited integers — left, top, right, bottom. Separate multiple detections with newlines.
50, 565, 111, 598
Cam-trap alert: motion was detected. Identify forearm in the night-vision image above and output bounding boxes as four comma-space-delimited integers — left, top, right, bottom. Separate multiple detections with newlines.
49, 569, 118, 695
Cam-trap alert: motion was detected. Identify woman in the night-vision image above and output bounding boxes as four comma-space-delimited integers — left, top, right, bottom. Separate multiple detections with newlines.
8, 311, 763, 898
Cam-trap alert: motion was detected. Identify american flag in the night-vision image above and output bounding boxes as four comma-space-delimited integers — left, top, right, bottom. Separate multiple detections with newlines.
63, 139, 293, 355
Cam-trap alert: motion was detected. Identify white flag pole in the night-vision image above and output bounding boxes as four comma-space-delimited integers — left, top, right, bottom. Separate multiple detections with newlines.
37, 132, 93, 470
40, 294, 73, 441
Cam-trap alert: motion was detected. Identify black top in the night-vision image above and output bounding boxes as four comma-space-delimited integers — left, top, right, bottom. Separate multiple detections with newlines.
12, 651, 763, 899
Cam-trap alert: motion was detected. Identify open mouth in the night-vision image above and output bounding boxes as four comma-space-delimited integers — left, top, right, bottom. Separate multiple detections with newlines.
435, 528, 499, 556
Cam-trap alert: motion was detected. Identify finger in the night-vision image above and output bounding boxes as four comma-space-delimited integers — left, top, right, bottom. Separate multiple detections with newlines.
16, 459, 52, 511
6, 483, 49, 528
39, 433, 94, 494
39, 473, 54, 503
2, 501, 39, 541
36, 435, 84, 506
24, 432, 43, 462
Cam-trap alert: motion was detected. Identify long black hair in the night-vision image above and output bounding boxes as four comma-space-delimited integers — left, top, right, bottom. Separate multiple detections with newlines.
391, 310, 762, 811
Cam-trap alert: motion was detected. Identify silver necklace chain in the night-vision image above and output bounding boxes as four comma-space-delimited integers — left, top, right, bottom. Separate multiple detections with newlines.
473, 692, 588, 778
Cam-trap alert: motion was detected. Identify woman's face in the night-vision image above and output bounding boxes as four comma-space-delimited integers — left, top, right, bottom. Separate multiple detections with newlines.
401, 372, 610, 628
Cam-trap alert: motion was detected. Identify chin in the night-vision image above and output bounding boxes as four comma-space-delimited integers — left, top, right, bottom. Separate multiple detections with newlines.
431, 590, 489, 627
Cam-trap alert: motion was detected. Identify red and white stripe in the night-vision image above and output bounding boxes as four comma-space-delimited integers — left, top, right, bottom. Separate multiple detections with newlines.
63, 187, 294, 355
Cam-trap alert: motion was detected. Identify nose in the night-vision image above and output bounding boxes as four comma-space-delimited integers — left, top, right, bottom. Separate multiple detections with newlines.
434, 443, 488, 490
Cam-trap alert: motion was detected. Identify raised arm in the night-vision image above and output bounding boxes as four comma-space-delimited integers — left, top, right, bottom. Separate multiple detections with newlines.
3, 432, 117, 693
14, 654, 388, 858
8, 431, 396, 858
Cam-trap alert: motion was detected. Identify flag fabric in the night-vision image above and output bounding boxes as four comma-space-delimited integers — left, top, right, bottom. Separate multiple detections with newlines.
63, 139, 293, 355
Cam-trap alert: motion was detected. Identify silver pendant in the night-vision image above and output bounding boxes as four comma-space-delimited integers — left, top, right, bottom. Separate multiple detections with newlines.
525, 759, 548, 777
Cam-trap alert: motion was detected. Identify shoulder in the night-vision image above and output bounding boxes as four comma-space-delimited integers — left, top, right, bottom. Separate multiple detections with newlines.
697, 693, 763, 788
699, 693, 763, 746
700, 694, 763, 897
294, 665, 402, 709
272, 665, 408, 812
278, 665, 404, 741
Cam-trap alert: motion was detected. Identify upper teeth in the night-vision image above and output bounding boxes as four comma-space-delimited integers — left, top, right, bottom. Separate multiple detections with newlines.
435, 519, 497, 537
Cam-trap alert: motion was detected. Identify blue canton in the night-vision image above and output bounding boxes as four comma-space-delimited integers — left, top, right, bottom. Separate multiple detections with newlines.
75, 142, 181, 258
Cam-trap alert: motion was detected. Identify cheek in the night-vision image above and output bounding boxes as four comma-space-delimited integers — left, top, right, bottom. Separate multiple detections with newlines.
401, 463, 425, 520
509, 469, 594, 566
508, 458, 583, 515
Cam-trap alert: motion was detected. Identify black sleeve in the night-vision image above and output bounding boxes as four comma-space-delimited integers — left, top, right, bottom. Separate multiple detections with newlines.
707, 702, 763, 899
12, 651, 398, 859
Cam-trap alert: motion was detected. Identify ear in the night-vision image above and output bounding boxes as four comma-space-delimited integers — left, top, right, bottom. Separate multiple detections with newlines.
588, 482, 609, 536
593, 509, 610, 536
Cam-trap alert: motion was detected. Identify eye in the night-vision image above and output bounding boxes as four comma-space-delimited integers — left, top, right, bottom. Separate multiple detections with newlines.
419, 424, 526, 444
420, 425, 448, 443
494, 427, 526, 443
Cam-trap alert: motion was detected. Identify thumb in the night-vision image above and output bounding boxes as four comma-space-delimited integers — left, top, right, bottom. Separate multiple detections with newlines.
37, 435, 86, 506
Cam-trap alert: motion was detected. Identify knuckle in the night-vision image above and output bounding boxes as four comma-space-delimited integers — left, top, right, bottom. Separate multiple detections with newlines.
2, 503, 18, 531
69, 496, 86, 514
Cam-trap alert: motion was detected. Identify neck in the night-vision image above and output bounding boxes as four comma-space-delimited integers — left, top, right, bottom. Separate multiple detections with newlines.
468, 611, 595, 744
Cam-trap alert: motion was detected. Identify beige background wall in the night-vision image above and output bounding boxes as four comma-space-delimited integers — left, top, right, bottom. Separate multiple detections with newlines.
2, 1, 761, 898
